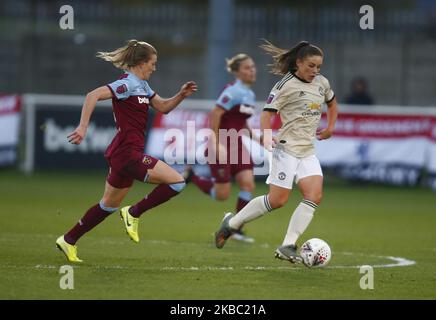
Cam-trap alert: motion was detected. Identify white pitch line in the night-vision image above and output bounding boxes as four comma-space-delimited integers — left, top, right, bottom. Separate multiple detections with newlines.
372, 255, 416, 268
0, 234, 418, 271
4, 253, 412, 271
326, 255, 416, 269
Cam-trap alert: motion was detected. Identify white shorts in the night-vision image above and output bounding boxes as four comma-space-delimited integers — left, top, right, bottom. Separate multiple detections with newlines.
266, 148, 323, 189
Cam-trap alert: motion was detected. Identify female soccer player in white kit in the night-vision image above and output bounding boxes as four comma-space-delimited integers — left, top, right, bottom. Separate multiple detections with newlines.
214, 40, 338, 263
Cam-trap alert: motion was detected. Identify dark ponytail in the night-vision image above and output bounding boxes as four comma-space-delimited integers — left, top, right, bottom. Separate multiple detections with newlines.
260, 40, 323, 75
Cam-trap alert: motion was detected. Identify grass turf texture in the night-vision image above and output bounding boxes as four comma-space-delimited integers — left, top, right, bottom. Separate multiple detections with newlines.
0, 169, 435, 299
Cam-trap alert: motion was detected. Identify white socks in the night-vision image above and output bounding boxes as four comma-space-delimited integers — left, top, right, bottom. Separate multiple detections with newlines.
282, 199, 317, 246
228, 195, 317, 245
229, 195, 273, 230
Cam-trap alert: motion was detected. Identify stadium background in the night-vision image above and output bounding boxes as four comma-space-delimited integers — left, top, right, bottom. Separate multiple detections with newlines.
1, 0, 436, 301
2, 0, 436, 104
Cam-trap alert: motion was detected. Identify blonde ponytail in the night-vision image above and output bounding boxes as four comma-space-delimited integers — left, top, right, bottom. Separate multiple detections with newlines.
96, 39, 157, 69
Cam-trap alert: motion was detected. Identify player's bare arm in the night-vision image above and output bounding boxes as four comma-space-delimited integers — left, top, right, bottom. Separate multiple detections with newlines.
260, 110, 277, 150
209, 105, 226, 152
316, 96, 338, 140
150, 81, 197, 114
242, 122, 261, 145
68, 85, 113, 145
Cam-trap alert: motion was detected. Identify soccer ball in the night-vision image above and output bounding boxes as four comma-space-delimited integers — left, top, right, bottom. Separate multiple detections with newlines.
300, 238, 332, 268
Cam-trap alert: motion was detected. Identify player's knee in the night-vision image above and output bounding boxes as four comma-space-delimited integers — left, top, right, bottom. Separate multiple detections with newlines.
315, 193, 323, 205
214, 184, 231, 200
304, 192, 322, 205
271, 198, 287, 209
268, 194, 288, 209
100, 196, 120, 208
239, 181, 255, 193
169, 181, 186, 193
99, 199, 119, 214
215, 189, 230, 201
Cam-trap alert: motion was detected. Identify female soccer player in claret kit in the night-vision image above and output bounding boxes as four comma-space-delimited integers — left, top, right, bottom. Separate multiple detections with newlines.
214, 40, 338, 264
183, 54, 259, 243
56, 40, 197, 262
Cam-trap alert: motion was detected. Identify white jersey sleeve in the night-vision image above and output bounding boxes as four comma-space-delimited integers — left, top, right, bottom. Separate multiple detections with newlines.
318, 75, 335, 103
263, 87, 288, 112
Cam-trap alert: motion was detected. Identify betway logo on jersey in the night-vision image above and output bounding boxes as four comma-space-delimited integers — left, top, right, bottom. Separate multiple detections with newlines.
239, 104, 255, 115
43, 119, 116, 153
138, 97, 149, 104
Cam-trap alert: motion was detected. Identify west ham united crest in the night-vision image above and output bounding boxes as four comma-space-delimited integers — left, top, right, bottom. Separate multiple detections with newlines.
116, 84, 128, 94
221, 95, 230, 104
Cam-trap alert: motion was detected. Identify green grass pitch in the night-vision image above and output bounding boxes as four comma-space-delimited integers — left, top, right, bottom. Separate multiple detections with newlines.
0, 169, 435, 299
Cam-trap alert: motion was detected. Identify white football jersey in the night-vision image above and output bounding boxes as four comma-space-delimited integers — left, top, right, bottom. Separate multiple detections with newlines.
264, 72, 335, 158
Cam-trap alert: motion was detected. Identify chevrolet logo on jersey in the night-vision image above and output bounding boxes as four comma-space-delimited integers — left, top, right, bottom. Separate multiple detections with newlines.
302, 102, 321, 116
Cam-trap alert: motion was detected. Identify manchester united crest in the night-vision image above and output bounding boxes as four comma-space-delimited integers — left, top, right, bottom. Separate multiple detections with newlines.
319, 86, 324, 96
278, 172, 286, 180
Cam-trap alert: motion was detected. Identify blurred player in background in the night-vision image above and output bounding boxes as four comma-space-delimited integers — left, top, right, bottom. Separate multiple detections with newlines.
214, 40, 338, 264
346, 76, 374, 105
56, 39, 197, 262
184, 54, 258, 243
